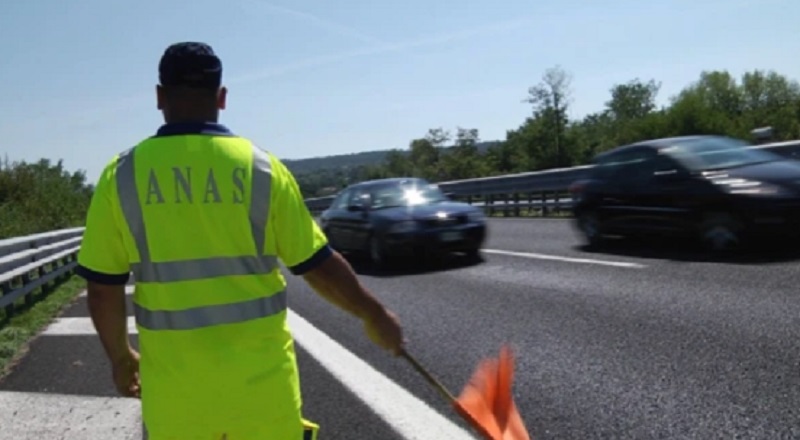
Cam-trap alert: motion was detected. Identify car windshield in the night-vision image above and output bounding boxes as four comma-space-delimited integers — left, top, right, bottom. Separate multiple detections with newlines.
370, 182, 448, 209
661, 137, 781, 171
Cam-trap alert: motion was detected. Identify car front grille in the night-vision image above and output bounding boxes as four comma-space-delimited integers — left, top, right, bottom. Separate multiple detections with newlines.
420, 214, 469, 228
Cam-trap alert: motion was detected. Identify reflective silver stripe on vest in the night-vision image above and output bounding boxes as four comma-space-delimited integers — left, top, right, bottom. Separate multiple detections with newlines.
130, 255, 278, 283
115, 144, 285, 330
250, 148, 271, 257
133, 289, 287, 331
116, 147, 151, 263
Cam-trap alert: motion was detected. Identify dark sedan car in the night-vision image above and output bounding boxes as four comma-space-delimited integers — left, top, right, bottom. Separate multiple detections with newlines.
569, 135, 800, 251
319, 177, 487, 266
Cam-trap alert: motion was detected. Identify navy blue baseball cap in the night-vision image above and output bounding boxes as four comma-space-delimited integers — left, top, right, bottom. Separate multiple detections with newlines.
158, 42, 222, 89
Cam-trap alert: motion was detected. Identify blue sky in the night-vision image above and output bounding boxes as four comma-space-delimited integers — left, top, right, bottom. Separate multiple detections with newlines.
1, 0, 797, 183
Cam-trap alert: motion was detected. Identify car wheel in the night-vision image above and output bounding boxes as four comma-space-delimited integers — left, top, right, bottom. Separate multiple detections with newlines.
698, 212, 743, 252
465, 247, 481, 261
369, 234, 387, 267
577, 210, 603, 247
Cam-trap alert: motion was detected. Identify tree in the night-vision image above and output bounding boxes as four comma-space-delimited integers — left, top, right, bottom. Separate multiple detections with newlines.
598, 79, 665, 145
524, 66, 573, 167
424, 128, 451, 147
739, 70, 800, 139
455, 127, 479, 147
440, 128, 487, 180
408, 138, 439, 179
606, 79, 661, 121
0, 158, 94, 239
384, 150, 411, 177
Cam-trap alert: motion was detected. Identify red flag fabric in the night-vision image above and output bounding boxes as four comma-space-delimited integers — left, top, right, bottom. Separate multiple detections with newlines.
453, 345, 532, 440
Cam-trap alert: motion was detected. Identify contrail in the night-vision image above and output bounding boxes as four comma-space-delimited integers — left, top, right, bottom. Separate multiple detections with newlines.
29, 13, 539, 130
230, 15, 540, 85
240, 0, 387, 46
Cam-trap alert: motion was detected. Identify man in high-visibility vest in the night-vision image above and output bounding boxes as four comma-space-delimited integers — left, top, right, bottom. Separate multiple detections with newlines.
76, 41, 405, 440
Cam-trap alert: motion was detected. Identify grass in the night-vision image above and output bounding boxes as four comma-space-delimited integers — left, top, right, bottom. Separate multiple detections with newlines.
0, 275, 85, 381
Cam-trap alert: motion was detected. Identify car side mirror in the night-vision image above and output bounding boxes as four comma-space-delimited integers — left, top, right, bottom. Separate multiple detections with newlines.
347, 204, 366, 212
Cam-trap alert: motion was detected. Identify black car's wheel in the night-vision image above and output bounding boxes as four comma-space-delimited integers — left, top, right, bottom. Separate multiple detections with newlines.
576, 210, 603, 247
368, 234, 388, 267
465, 247, 482, 261
698, 212, 743, 252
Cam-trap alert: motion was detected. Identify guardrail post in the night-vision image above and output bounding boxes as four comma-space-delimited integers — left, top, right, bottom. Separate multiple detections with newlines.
528, 192, 534, 217
21, 271, 33, 307
39, 262, 53, 296
58, 255, 70, 283
554, 191, 560, 215
513, 193, 520, 217
2, 281, 12, 318
541, 191, 548, 217
486, 194, 494, 216
60, 256, 68, 282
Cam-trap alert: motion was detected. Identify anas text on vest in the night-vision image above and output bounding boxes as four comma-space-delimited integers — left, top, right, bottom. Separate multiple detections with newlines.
144, 167, 247, 205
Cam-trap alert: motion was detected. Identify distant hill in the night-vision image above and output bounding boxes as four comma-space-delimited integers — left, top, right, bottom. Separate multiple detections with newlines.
283, 149, 393, 174
282, 141, 501, 174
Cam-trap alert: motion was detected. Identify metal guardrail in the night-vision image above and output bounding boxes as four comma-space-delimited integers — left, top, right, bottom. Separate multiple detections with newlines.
0, 228, 83, 319
303, 139, 800, 217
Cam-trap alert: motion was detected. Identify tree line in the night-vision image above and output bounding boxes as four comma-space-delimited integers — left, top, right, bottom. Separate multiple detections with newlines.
0, 157, 94, 239
295, 67, 800, 197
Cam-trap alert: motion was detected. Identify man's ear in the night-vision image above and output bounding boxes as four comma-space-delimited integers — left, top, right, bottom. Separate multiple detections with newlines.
217, 86, 227, 110
156, 85, 165, 110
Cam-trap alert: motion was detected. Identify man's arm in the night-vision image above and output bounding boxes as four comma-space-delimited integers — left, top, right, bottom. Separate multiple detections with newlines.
74, 157, 134, 364
86, 281, 133, 364
301, 250, 385, 320
267, 153, 404, 354
302, 251, 404, 355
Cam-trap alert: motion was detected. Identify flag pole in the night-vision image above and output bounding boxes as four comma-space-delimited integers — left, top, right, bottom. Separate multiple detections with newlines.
400, 349, 457, 404
400, 348, 513, 440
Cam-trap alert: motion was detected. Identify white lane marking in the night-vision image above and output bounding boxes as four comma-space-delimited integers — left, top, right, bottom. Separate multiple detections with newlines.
287, 310, 475, 440
77, 285, 135, 297
0, 390, 143, 439
34, 312, 475, 440
482, 248, 646, 268
41, 316, 137, 336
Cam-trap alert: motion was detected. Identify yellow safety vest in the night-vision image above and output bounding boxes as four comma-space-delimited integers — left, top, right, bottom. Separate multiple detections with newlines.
80, 122, 327, 439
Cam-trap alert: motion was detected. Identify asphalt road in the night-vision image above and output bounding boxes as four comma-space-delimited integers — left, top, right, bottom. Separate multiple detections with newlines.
3, 217, 800, 439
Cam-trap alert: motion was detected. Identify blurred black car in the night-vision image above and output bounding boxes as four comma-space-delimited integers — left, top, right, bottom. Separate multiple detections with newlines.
568, 135, 800, 251
319, 177, 487, 265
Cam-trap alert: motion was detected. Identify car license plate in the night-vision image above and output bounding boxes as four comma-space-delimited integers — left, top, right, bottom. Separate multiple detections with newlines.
440, 231, 463, 242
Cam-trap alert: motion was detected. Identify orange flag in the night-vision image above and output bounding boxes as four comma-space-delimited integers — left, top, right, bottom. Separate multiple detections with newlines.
453, 345, 532, 440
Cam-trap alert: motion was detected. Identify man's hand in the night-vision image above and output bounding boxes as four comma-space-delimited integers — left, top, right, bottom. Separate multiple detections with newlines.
302, 250, 406, 356
112, 347, 141, 398
85, 281, 140, 394
363, 307, 405, 356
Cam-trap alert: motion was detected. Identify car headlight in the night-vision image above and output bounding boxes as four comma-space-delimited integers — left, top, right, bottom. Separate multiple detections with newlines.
388, 220, 418, 233
715, 178, 794, 197
467, 210, 485, 223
